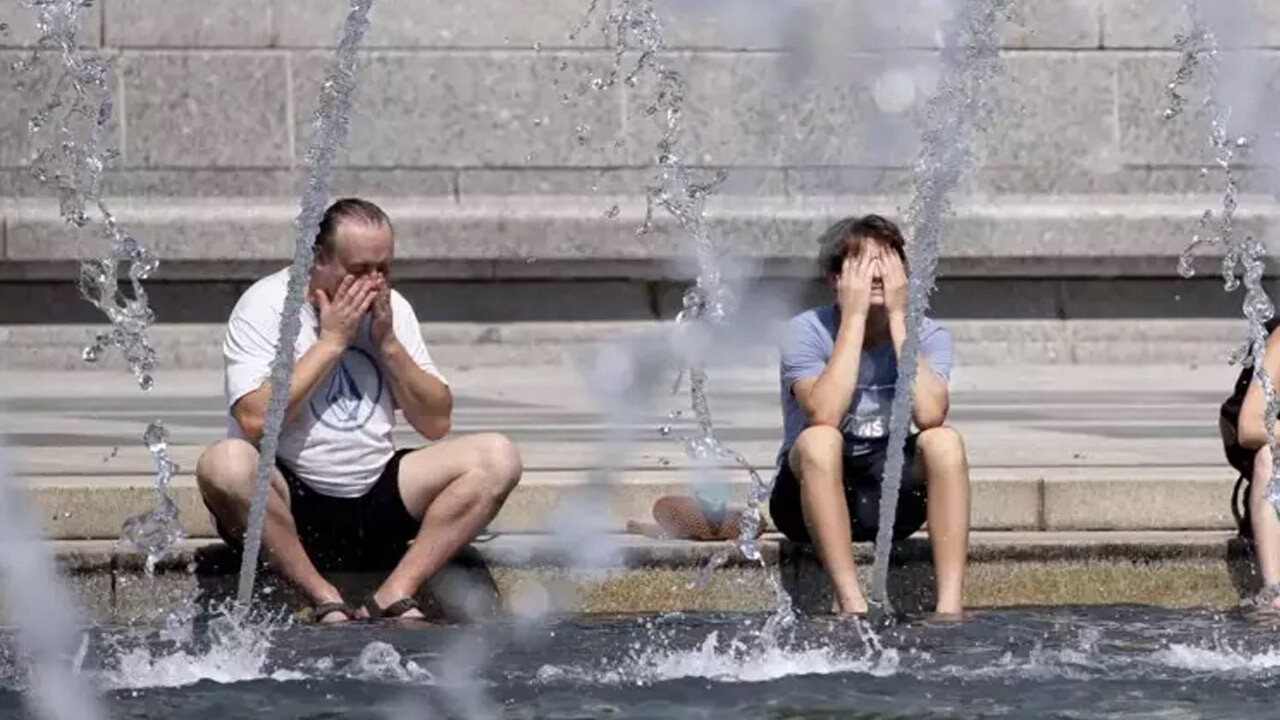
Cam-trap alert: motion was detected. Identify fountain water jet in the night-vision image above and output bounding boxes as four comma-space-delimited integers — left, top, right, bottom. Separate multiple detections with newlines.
869, 0, 1015, 616
566, 2, 786, 618
236, 0, 377, 609
1164, 0, 1280, 516
16, 0, 186, 569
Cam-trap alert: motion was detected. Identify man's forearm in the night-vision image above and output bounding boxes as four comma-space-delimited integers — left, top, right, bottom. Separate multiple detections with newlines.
282, 340, 346, 422
381, 340, 453, 439
236, 340, 344, 442
806, 314, 866, 426
888, 314, 949, 428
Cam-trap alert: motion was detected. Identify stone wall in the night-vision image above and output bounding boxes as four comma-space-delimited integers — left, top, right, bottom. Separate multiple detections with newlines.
3, 0, 1280, 322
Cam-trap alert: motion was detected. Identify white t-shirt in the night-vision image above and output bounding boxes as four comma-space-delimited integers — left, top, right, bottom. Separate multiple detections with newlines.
223, 268, 448, 498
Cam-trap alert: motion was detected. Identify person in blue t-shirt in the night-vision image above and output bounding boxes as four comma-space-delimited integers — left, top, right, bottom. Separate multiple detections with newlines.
771, 214, 971, 616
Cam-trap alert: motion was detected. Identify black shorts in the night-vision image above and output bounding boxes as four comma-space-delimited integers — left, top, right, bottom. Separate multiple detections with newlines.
769, 435, 927, 543
212, 448, 421, 572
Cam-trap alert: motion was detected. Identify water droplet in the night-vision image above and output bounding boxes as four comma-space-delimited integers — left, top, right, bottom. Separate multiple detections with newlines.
1235, 136, 1249, 148
659, 425, 673, 437
533, 41, 543, 51
532, 117, 544, 127
0, 23, 10, 34
1162, 108, 1177, 120
603, 204, 620, 219
1177, 256, 1196, 279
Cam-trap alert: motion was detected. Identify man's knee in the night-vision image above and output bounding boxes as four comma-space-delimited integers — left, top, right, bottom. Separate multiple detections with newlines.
195, 439, 259, 501
917, 426, 967, 464
790, 425, 843, 473
472, 433, 523, 498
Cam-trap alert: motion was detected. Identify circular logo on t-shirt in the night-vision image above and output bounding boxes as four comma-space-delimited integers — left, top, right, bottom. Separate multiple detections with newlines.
309, 346, 384, 431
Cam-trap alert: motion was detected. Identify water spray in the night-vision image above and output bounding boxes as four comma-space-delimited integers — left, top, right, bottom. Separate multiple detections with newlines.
236, 0, 376, 610
868, 0, 1014, 617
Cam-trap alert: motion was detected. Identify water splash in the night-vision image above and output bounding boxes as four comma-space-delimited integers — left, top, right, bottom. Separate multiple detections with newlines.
17, 0, 183, 563
99, 608, 289, 690
572, 0, 773, 570
344, 642, 433, 684
17, 0, 158, 389
869, 0, 1015, 615
237, 0, 376, 609
537, 627, 896, 685
118, 421, 185, 573
1163, 1, 1280, 514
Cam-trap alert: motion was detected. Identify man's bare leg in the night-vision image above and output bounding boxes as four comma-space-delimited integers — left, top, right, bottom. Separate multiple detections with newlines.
370, 433, 523, 618
789, 426, 867, 615
1250, 446, 1280, 608
916, 426, 970, 616
195, 439, 348, 623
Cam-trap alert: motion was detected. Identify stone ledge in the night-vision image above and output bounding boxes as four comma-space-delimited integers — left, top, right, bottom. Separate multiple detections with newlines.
0, 319, 1251, 370
24, 466, 1239, 542
3, 195, 1277, 278
46, 532, 1258, 621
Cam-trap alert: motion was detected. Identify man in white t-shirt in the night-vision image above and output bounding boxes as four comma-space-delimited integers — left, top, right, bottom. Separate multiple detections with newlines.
195, 198, 523, 624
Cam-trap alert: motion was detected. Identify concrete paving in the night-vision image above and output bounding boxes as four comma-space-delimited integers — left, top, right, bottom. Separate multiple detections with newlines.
0, 361, 1248, 539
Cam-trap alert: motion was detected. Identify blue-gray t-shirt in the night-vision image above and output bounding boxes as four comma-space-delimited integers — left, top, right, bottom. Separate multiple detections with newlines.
777, 305, 953, 464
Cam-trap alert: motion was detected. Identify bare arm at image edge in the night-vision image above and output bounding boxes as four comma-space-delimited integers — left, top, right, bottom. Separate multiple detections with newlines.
1238, 329, 1280, 450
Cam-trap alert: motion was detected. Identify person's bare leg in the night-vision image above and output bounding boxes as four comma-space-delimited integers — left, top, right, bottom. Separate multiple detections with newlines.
789, 425, 866, 615
370, 433, 523, 617
196, 439, 347, 622
916, 426, 970, 616
1249, 446, 1280, 608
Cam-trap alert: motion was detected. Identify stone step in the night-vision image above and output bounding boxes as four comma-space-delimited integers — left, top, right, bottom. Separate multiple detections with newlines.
50, 531, 1256, 622
0, 318, 1256, 369
27, 465, 1240, 541
5, 195, 1277, 279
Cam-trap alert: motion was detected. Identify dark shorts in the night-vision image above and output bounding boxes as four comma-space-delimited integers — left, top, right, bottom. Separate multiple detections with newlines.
769, 435, 927, 543
213, 448, 421, 572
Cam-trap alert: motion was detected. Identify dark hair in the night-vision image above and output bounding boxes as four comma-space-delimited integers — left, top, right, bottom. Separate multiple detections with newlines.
816, 214, 908, 275
314, 198, 392, 258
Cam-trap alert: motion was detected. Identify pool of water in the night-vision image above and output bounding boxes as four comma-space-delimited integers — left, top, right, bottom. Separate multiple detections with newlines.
5, 606, 1280, 719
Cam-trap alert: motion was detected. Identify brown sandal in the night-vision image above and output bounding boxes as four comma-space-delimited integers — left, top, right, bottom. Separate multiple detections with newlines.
311, 601, 357, 624
363, 595, 424, 620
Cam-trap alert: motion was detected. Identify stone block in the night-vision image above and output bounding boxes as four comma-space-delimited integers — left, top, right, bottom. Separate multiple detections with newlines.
948, 320, 1072, 364
0, 2, 101, 47
786, 168, 915, 197
1104, 0, 1280, 49
971, 477, 1042, 530
1003, 0, 1102, 49
119, 53, 292, 168
1118, 52, 1280, 168
654, 0, 1090, 51
4, 199, 295, 260
460, 168, 785, 196
1044, 475, 1235, 530
291, 51, 627, 167
631, 52, 930, 167
105, 0, 273, 47
966, 166, 1278, 195
978, 53, 1118, 173
272, 0, 599, 48
1067, 318, 1246, 365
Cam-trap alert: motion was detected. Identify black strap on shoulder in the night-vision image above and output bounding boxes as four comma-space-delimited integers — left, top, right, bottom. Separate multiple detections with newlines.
1233, 473, 1252, 539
